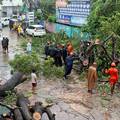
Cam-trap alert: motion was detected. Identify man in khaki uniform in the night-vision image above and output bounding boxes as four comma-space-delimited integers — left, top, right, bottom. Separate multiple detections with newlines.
87, 62, 97, 94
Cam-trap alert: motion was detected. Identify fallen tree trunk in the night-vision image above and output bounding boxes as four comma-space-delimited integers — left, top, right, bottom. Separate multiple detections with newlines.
16, 94, 32, 120
0, 72, 27, 96
14, 108, 24, 120
31, 102, 55, 120
31, 102, 44, 120
44, 108, 55, 120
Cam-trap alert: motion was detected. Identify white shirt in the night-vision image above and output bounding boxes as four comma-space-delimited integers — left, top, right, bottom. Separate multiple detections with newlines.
31, 73, 37, 83
27, 42, 32, 52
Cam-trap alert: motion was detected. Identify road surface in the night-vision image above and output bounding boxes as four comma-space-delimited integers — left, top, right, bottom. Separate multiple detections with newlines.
0, 27, 19, 81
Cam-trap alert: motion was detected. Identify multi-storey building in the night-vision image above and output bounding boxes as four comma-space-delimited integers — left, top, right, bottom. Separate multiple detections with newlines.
1, 0, 23, 17
56, 0, 90, 26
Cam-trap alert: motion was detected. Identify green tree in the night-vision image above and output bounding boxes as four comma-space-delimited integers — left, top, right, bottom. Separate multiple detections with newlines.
39, 0, 56, 20
84, 0, 120, 39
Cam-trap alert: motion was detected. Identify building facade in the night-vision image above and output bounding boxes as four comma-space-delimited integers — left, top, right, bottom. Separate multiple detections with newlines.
56, 0, 90, 26
1, 0, 23, 17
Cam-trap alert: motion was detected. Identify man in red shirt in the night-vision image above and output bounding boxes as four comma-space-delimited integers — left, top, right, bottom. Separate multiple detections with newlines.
105, 62, 119, 95
66, 42, 74, 55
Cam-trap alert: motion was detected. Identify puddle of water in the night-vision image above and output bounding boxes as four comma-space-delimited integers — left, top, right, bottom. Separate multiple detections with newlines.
0, 27, 19, 81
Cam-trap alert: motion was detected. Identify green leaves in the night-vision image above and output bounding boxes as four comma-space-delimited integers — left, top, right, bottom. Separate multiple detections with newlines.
9, 53, 41, 74
83, 0, 120, 39
42, 57, 64, 78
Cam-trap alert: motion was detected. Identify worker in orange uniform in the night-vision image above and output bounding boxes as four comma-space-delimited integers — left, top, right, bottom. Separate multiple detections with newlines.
66, 42, 74, 55
105, 62, 119, 95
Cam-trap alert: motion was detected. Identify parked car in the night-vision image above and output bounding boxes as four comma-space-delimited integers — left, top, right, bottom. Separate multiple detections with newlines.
1, 17, 10, 27
26, 25, 46, 37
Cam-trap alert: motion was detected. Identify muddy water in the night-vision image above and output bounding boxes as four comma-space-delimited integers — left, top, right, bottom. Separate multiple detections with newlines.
0, 27, 19, 81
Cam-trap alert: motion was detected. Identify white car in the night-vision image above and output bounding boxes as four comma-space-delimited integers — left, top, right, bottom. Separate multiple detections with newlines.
26, 25, 46, 37
1, 17, 10, 27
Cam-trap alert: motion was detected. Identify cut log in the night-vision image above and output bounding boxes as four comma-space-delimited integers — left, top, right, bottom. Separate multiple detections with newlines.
33, 112, 41, 120
30, 102, 55, 120
31, 102, 44, 120
0, 72, 27, 96
16, 94, 32, 120
32, 102, 44, 114
14, 108, 24, 120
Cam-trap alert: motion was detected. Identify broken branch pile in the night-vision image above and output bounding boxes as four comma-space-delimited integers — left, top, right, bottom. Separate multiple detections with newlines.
0, 94, 55, 120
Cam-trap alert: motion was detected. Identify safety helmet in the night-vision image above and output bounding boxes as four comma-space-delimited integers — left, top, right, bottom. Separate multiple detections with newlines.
111, 62, 116, 67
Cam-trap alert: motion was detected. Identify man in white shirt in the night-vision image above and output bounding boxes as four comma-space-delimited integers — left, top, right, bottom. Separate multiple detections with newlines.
31, 69, 37, 93
26, 40, 32, 53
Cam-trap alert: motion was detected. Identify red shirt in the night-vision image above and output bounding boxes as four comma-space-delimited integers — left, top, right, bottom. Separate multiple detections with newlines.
107, 67, 118, 83
67, 45, 73, 55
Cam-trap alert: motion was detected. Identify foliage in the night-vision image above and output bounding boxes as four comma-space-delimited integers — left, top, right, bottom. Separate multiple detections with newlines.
97, 83, 110, 95
9, 53, 41, 74
39, 0, 56, 20
48, 15, 56, 22
42, 57, 64, 78
78, 72, 87, 81
35, 11, 43, 20
19, 31, 80, 77
21, 31, 73, 54
3, 91, 17, 105
83, 0, 120, 39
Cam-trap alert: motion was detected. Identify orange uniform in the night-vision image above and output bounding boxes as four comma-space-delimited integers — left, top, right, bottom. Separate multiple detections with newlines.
107, 67, 118, 85
67, 44, 73, 55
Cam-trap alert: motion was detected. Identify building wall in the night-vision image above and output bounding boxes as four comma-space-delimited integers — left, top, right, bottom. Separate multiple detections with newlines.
1, 0, 23, 17
2, 0, 23, 7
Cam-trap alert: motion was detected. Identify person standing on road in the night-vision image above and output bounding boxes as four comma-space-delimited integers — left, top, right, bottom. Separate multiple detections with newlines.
54, 44, 62, 67
87, 62, 97, 94
31, 69, 37, 94
17, 25, 23, 37
63, 52, 74, 80
1, 37, 9, 54
62, 44, 67, 64
26, 40, 32, 54
66, 42, 74, 55
105, 62, 118, 95
44, 41, 51, 58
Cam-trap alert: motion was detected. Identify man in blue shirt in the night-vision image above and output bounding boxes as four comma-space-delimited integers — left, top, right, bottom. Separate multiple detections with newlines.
63, 52, 74, 79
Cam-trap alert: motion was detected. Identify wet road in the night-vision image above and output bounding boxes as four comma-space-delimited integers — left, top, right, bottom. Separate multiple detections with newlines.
0, 27, 19, 81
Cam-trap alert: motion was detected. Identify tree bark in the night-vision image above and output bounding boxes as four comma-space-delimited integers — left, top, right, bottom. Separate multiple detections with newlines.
16, 93, 32, 120
44, 108, 55, 120
0, 72, 27, 96
32, 102, 44, 114
30, 102, 55, 120
14, 108, 24, 120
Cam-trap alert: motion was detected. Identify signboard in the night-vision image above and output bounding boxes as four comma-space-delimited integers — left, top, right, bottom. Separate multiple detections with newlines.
27, 12, 34, 23
56, 0, 90, 26
71, 16, 87, 25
